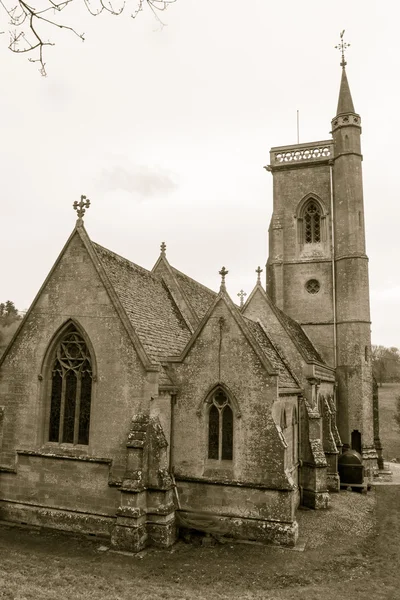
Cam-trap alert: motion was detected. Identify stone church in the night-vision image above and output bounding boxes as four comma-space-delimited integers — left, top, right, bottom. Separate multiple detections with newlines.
0, 56, 381, 550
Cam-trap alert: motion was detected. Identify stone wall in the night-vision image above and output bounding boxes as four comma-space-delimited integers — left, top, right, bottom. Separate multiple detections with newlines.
0, 230, 154, 534
165, 297, 299, 545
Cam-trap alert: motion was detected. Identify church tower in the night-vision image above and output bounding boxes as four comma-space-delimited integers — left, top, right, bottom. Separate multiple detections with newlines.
330, 45, 375, 463
266, 38, 377, 467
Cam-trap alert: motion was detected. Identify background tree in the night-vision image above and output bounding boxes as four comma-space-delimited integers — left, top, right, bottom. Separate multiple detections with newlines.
0, 0, 176, 75
0, 300, 22, 357
394, 395, 400, 435
372, 345, 400, 387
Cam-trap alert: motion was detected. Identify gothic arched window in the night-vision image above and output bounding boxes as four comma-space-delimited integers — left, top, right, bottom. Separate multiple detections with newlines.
208, 389, 233, 460
48, 327, 92, 445
303, 200, 321, 243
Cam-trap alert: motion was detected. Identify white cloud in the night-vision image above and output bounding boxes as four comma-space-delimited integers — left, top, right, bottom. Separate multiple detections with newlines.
99, 164, 178, 198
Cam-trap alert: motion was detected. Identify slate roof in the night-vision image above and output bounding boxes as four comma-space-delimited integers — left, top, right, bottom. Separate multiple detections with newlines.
244, 318, 299, 389
93, 243, 192, 363
274, 306, 325, 364
171, 268, 217, 320
93, 240, 320, 381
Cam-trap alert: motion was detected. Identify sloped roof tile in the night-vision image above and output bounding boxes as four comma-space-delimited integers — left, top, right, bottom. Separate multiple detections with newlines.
244, 317, 299, 389
274, 306, 325, 364
93, 243, 192, 362
171, 268, 217, 320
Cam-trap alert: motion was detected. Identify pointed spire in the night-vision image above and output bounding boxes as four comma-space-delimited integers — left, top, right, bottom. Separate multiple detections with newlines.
219, 266, 228, 292
335, 31, 355, 115
336, 66, 355, 115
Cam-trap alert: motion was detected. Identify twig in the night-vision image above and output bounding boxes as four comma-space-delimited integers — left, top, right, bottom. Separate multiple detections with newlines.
0, 0, 176, 75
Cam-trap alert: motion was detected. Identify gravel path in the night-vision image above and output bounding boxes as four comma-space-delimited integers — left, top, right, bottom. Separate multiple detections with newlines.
372, 461, 400, 485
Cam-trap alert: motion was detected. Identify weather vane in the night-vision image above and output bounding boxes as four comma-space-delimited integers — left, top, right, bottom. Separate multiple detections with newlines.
73, 195, 90, 219
335, 30, 350, 67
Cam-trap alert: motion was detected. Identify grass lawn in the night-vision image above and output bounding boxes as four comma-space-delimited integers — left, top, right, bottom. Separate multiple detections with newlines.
0, 484, 399, 600
377, 382, 400, 460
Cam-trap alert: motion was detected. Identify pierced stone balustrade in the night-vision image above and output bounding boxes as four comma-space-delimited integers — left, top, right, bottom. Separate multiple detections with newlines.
268, 140, 334, 169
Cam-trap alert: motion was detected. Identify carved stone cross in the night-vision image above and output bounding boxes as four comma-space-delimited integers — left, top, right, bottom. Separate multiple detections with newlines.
219, 266, 228, 291
237, 289, 247, 307
73, 195, 90, 219
256, 266, 263, 283
160, 242, 167, 255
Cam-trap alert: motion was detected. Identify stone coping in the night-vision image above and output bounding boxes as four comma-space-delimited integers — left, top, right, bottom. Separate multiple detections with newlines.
175, 474, 294, 491
16, 449, 112, 464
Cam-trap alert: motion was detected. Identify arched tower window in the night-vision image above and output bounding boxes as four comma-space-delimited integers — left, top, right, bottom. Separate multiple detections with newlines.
208, 389, 233, 461
48, 326, 92, 445
304, 200, 321, 243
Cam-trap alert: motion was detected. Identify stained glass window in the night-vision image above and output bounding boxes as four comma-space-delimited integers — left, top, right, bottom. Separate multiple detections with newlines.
207, 390, 233, 461
208, 405, 219, 459
221, 405, 233, 460
48, 328, 92, 445
304, 201, 321, 243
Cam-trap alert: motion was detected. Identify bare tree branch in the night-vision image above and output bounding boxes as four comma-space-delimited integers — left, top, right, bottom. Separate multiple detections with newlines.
0, 0, 176, 75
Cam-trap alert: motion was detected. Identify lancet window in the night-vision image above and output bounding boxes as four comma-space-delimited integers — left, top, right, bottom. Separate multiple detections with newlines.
208, 389, 233, 461
304, 200, 321, 243
48, 327, 92, 445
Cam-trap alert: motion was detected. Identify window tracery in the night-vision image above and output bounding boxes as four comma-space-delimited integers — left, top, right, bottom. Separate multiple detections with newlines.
305, 279, 321, 294
304, 201, 321, 243
208, 389, 233, 461
49, 327, 92, 445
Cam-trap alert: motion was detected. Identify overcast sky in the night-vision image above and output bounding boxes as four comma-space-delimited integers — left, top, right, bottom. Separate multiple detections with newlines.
1, 0, 399, 347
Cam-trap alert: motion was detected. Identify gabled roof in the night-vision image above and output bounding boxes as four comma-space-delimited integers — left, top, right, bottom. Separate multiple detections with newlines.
93, 243, 192, 363
243, 283, 325, 365
243, 317, 299, 389
168, 291, 278, 376
171, 267, 217, 320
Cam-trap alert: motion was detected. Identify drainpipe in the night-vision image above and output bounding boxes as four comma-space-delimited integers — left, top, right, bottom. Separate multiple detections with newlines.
169, 393, 175, 471
298, 394, 304, 506
329, 162, 337, 369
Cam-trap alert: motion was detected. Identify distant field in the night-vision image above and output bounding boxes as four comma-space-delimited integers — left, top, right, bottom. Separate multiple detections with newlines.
378, 382, 400, 460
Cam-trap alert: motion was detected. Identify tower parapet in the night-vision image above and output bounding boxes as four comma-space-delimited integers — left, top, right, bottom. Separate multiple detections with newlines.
269, 141, 333, 169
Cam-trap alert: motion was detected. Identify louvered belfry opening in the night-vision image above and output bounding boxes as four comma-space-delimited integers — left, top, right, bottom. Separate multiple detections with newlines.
49, 327, 92, 445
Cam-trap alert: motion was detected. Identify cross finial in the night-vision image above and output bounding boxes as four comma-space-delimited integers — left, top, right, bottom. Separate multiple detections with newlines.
73, 195, 90, 220
256, 266, 263, 284
219, 266, 228, 291
335, 30, 350, 68
237, 289, 247, 307
160, 241, 167, 256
